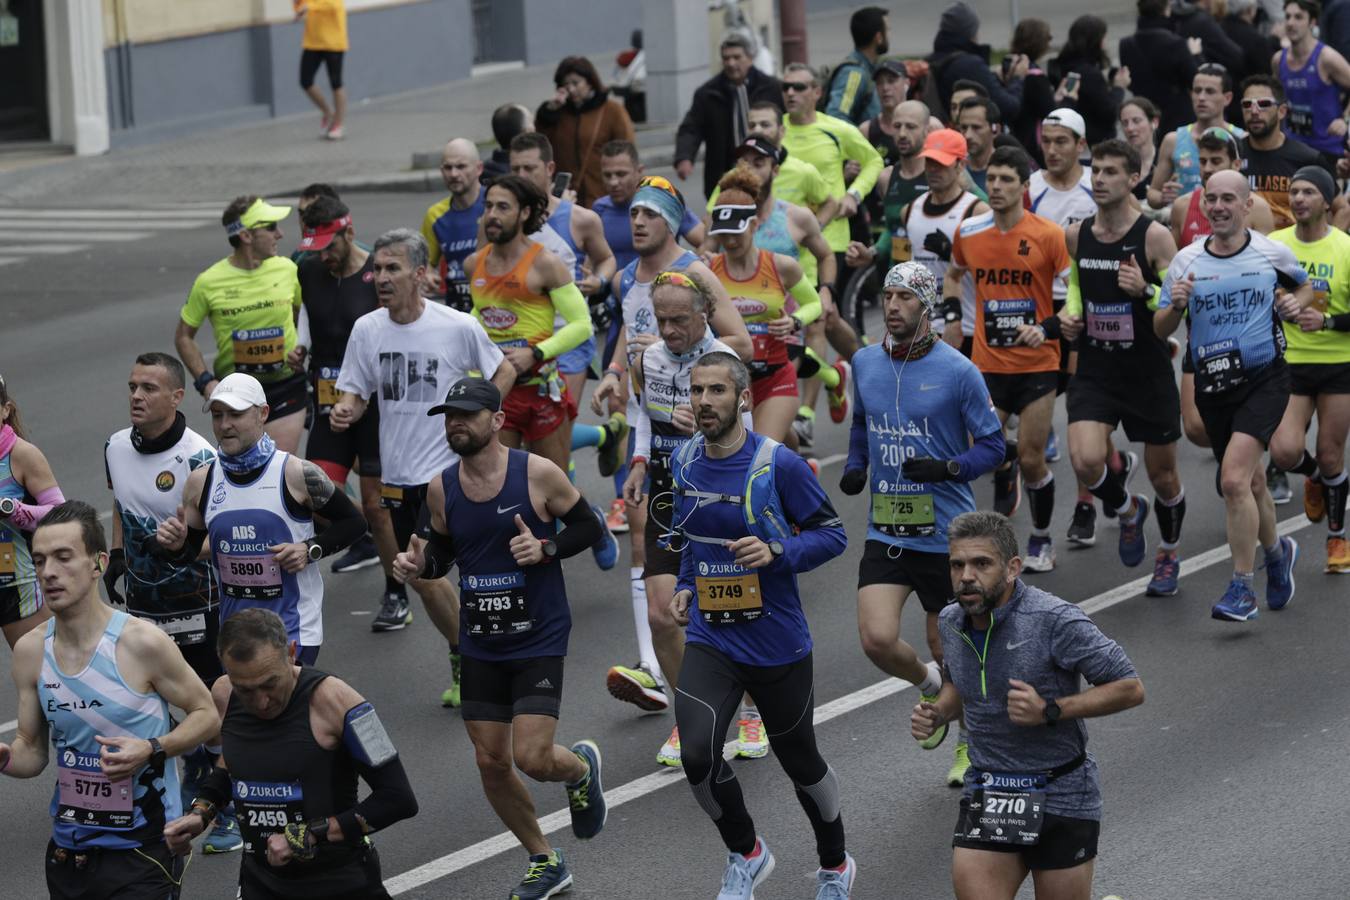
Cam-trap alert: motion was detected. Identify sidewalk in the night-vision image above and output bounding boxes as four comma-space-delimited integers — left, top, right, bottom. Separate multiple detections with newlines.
0, 2, 1133, 207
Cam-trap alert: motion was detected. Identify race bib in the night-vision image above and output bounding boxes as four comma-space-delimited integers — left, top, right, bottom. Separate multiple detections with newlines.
891, 236, 913, 263
1195, 338, 1246, 393
315, 365, 340, 411
0, 539, 15, 586
153, 612, 208, 646
379, 484, 405, 509
217, 553, 283, 601
56, 751, 134, 829
1085, 301, 1135, 348
447, 277, 475, 313
695, 565, 763, 625
983, 299, 1035, 348
234, 779, 305, 853
461, 570, 532, 637
967, 776, 1047, 846
871, 492, 936, 537
231, 327, 286, 375
1287, 105, 1314, 137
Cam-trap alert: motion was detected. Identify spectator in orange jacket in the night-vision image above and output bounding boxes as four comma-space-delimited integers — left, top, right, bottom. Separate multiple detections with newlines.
536, 57, 636, 207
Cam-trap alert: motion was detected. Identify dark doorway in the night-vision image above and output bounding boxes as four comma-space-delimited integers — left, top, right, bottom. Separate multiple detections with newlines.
0, 0, 49, 142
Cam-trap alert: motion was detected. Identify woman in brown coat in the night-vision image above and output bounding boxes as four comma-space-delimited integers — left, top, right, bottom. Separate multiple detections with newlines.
536, 56, 636, 208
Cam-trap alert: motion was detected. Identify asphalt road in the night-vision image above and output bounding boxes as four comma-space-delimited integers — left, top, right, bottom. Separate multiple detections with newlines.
0, 191, 1346, 899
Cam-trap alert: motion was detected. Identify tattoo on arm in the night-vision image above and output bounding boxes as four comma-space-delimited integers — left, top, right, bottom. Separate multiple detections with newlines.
301, 460, 337, 507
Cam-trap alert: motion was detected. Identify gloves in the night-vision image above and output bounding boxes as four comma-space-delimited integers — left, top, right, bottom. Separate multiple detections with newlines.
103, 548, 127, 606
923, 230, 953, 262
589, 294, 616, 333
839, 469, 867, 495
902, 457, 955, 483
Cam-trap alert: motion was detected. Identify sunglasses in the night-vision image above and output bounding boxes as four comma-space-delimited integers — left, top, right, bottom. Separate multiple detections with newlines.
1197, 63, 1228, 74
1241, 97, 1278, 110
783, 82, 813, 93
653, 270, 711, 298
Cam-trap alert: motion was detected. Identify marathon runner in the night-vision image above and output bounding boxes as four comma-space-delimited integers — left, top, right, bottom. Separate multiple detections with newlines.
155, 373, 367, 663
421, 137, 486, 311
1064, 140, 1187, 595
331, 228, 515, 703
177, 196, 308, 453
1273, 0, 1350, 163
858, 58, 912, 167
1267, 166, 1350, 573
708, 169, 822, 444
947, 145, 1077, 571
1237, 75, 1334, 230
1157, 169, 1310, 621
913, 510, 1145, 900
839, 262, 1004, 788
1, 501, 217, 900
1148, 64, 1247, 210
857, 101, 933, 275
394, 377, 608, 900
163, 608, 419, 900
0, 376, 62, 648
291, 198, 410, 626
667, 352, 853, 900
616, 270, 746, 765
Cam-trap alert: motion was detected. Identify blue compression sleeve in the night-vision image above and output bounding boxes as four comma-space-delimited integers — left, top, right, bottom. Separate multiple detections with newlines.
951, 431, 1006, 483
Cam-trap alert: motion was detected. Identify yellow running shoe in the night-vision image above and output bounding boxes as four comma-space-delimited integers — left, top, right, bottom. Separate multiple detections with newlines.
1326, 535, 1350, 573
946, 742, 970, 787
656, 726, 682, 768
441, 651, 462, 708
736, 715, 769, 759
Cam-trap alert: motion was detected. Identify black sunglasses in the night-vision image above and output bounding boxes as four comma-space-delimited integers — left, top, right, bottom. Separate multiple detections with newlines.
783, 82, 813, 92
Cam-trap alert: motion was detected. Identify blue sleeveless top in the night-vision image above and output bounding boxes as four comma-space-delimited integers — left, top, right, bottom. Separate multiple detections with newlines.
39, 611, 180, 849
443, 449, 570, 660
754, 199, 798, 261
1279, 43, 1345, 156
1172, 122, 1244, 194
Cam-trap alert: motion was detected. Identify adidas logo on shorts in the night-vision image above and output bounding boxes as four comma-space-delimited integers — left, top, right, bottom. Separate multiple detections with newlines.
535, 678, 554, 689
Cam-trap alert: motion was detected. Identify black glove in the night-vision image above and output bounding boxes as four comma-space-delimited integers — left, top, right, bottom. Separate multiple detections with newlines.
103, 548, 127, 606
923, 230, 953, 262
902, 457, 955, 483
589, 294, 616, 333
839, 469, 867, 495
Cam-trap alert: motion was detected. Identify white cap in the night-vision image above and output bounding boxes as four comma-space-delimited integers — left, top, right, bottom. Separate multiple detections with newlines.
1042, 107, 1086, 139
207, 373, 267, 411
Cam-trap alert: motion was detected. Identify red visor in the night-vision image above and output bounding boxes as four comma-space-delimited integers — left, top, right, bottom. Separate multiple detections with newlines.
298, 214, 351, 251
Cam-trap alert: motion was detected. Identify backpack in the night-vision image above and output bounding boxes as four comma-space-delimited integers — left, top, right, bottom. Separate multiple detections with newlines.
668, 434, 794, 545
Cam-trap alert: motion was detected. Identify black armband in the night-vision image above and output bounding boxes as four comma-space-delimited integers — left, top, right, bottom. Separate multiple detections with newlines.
312, 488, 367, 557
153, 525, 207, 565
551, 496, 603, 559
196, 765, 232, 809
1038, 315, 1063, 340
1328, 312, 1350, 332
420, 528, 457, 580
940, 296, 962, 323
336, 754, 418, 841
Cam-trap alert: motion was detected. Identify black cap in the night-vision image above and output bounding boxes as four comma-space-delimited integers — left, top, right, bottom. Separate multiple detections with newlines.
426, 377, 501, 416
876, 58, 908, 80
735, 136, 786, 165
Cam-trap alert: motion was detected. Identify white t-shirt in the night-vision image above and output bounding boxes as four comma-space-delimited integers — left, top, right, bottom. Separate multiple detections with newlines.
336, 301, 505, 486
1027, 169, 1095, 229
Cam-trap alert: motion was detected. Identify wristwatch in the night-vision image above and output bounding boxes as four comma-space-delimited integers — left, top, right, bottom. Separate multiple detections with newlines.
768, 540, 785, 558
306, 541, 324, 563
540, 539, 558, 559
306, 816, 330, 846
0, 497, 15, 517
1043, 698, 1062, 727
945, 460, 961, 479
847, 188, 862, 204
1323, 313, 1333, 331
790, 316, 804, 333
147, 736, 167, 769
193, 371, 215, 396
531, 345, 546, 363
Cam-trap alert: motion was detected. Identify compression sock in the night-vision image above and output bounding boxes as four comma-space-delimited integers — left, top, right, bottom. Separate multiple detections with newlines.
1325, 470, 1348, 534
806, 348, 838, 387
571, 424, 605, 451
1287, 449, 1319, 478
1154, 488, 1187, 548
1087, 466, 1128, 512
1026, 472, 1055, 532
383, 575, 407, 597
631, 568, 658, 677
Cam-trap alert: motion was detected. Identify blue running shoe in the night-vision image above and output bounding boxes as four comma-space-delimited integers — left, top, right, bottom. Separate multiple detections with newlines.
1146, 550, 1180, 596
816, 853, 857, 900
717, 838, 775, 900
203, 804, 243, 854
510, 849, 572, 900
1118, 494, 1149, 568
566, 740, 606, 839
590, 503, 618, 571
1212, 578, 1259, 622
1044, 428, 1060, 463
1265, 535, 1298, 610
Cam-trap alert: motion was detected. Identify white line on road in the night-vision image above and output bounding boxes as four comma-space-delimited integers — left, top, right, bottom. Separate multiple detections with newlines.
384, 512, 1315, 895
0, 719, 15, 733
0, 209, 217, 220
4, 244, 89, 255
0, 230, 153, 242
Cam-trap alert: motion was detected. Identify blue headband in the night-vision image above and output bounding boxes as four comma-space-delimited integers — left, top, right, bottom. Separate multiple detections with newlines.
632, 185, 684, 237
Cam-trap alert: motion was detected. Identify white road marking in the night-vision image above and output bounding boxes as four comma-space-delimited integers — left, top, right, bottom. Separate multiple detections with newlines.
0, 230, 153, 242
0, 209, 217, 220
384, 512, 1315, 895
3, 244, 89, 255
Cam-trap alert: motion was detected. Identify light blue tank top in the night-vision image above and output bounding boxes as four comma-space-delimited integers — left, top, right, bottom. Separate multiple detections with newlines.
754, 199, 798, 261
0, 435, 35, 587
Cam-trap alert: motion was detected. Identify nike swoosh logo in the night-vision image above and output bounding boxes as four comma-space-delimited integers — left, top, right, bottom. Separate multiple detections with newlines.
1122, 245, 1137, 252
1006, 639, 1030, 650
496, 504, 521, 515
919, 383, 941, 391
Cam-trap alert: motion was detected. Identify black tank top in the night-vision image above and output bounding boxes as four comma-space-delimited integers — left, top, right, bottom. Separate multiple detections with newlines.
224, 666, 361, 876
1074, 214, 1170, 377
866, 115, 900, 167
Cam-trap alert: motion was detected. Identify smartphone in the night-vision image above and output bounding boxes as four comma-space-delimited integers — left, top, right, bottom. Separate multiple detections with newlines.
1064, 71, 1081, 94
1001, 56, 1014, 79
552, 171, 572, 198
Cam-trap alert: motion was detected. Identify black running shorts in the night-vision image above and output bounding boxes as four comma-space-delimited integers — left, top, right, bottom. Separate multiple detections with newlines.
952, 799, 1100, 870
461, 654, 565, 722
982, 371, 1058, 415
1067, 371, 1181, 445
1290, 361, 1350, 397
856, 541, 953, 613
1195, 361, 1291, 462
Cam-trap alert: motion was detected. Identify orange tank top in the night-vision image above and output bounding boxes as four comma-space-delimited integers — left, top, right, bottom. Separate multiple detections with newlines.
470, 242, 553, 349
711, 249, 790, 368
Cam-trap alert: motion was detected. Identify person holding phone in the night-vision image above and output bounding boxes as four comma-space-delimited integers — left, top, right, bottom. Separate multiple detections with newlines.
1052, 15, 1130, 147
535, 56, 635, 208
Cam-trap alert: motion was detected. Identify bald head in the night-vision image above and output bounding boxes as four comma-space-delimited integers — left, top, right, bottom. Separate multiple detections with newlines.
892, 101, 932, 159
443, 138, 479, 163
440, 138, 483, 198
1202, 168, 1252, 239
1205, 169, 1249, 198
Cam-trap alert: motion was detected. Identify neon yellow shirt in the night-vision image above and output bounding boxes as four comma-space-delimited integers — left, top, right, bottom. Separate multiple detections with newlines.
781, 112, 882, 252
181, 257, 303, 383
1270, 225, 1350, 364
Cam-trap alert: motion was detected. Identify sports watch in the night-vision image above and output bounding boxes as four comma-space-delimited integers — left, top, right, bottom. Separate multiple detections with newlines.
147, 736, 167, 769
306, 541, 324, 563
1043, 698, 1062, 727
540, 539, 558, 559
945, 460, 961, 479
0, 497, 15, 517
306, 816, 331, 845
768, 540, 785, 558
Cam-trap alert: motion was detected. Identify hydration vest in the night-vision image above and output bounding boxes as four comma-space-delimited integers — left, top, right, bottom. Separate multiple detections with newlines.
668, 434, 794, 545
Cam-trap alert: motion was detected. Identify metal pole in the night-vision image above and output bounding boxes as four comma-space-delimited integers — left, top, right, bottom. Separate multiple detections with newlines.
779, 0, 807, 66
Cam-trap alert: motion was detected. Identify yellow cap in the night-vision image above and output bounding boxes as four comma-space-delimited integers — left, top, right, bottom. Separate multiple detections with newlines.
237, 197, 292, 230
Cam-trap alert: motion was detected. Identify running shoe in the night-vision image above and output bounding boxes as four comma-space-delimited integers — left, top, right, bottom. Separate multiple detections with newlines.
1066, 502, 1096, 547
1022, 535, 1055, 573
590, 503, 619, 571
331, 533, 380, 573
1118, 494, 1150, 568
993, 464, 1021, 517
828, 360, 850, 423
1146, 550, 1180, 596
1305, 476, 1326, 523
717, 838, 775, 900
510, 849, 572, 900
371, 591, 412, 632
1044, 428, 1061, 463
815, 853, 857, 900
1103, 450, 1139, 520
202, 806, 243, 854
566, 740, 607, 839
735, 714, 769, 759
324, 125, 345, 141
606, 662, 668, 712
1327, 535, 1350, 574
1265, 535, 1298, 611
656, 726, 682, 767
947, 742, 970, 788
597, 413, 628, 478
605, 497, 629, 534
1267, 463, 1292, 505
1211, 578, 1259, 622
793, 413, 815, 448
319, 114, 331, 136
441, 651, 462, 708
